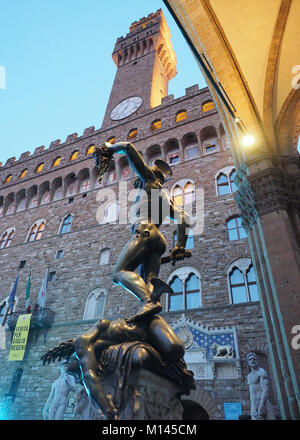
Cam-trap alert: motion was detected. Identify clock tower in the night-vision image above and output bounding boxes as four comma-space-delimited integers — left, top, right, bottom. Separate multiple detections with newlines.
101, 9, 177, 130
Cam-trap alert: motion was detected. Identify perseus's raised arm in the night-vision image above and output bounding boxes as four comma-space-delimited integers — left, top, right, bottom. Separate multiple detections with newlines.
107, 141, 155, 181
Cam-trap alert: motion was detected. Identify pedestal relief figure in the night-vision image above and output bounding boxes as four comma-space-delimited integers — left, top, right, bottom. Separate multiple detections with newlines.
246, 352, 276, 420
43, 360, 76, 420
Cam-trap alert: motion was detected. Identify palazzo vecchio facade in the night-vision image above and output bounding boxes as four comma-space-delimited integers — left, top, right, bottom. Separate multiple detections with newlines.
0, 10, 279, 420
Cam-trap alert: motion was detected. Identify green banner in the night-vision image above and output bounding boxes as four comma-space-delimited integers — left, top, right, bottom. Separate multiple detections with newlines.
8, 314, 31, 361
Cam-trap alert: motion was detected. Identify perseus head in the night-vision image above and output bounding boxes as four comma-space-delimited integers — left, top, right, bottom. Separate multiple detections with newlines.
151, 159, 172, 184
246, 352, 259, 369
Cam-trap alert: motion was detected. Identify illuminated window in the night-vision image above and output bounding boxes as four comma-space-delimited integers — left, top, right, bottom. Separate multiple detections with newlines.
107, 137, 116, 145
0, 229, 15, 249
53, 157, 61, 167
172, 185, 183, 206
227, 217, 247, 241
87, 145, 95, 155
27, 221, 45, 242
71, 151, 79, 160
36, 163, 44, 173
202, 101, 215, 112
20, 169, 28, 179
151, 120, 161, 131
171, 181, 195, 207
176, 111, 187, 122
128, 129, 138, 140
228, 261, 259, 304
4, 175, 12, 184
60, 214, 73, 234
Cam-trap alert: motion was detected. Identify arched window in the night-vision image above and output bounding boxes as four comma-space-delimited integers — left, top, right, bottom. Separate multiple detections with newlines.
171, 180, 195, 207
176, 110, 187, 122
185, 273, 201, 309
202, 101, 215, 112
0, 229, 15, 249
27, 220, 45, 242
35, 163, 44, 173
70, 150, 79, 160
99, 248, 110, 265
183, 182, 195, 205
53, 157, 61, 167
169, 276, 184, 311
226, 217, 247, 241
60, 214, 73, 234
86, 145, 95, 155
4, 175, 12, 184
229, 170, 238, 192
172, 185, 183, 206
216, 167, 237, 195
217, 173, 229, 195
167, 267, 201, 311
128, 129, 138, 140
83, 288, 106, 320
227, 259, 259, 304
19, 169, 28, 179
151, 120, 161, 131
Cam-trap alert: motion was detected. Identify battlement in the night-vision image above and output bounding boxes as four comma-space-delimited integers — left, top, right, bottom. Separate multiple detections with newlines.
0, 85, 213, 175
129, 9, 162, 33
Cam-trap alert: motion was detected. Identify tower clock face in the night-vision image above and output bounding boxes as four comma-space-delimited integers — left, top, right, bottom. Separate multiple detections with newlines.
110, 96, 143, 120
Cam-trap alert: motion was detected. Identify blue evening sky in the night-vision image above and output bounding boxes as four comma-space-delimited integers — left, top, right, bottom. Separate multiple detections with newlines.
0, 0, 206, 165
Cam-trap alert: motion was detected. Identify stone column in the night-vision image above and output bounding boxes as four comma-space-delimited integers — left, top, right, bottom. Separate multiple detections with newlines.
235, 157, 300, 420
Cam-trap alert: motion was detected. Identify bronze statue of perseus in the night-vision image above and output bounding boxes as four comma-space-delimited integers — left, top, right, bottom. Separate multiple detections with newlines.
42, 141, 195, 421
94, 141, 191, 321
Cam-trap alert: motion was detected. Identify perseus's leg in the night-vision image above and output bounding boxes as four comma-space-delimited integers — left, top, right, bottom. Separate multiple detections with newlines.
112, 234, 153, 303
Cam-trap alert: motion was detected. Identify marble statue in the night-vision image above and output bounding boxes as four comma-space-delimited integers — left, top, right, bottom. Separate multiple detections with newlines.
246, 352, 276, 420
43, 360, 76, 420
